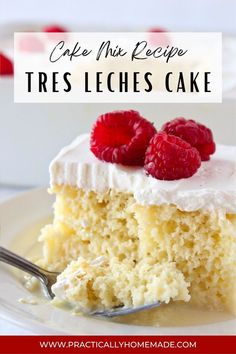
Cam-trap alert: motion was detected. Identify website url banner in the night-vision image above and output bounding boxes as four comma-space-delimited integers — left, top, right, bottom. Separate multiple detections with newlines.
1, 335, 236, 354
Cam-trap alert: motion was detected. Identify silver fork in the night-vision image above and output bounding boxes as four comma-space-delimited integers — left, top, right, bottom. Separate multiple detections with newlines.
0, 246, 161, 317
0, 246, 59, 299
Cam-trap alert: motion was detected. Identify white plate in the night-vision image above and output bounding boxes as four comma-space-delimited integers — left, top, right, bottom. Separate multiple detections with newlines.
0, 188, 236, 335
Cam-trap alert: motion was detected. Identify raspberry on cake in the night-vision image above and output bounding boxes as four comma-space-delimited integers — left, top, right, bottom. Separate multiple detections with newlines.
162, 117, 216, 161
90, 110, 156, 166
38, 111, 236, 315
144, 131, 201, 180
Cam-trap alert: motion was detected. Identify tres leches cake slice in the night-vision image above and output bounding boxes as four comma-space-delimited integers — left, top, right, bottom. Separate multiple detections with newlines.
39, 111, 236, 314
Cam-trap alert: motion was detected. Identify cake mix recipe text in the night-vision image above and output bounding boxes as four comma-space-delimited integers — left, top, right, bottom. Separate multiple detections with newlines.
49, 40, 188, 63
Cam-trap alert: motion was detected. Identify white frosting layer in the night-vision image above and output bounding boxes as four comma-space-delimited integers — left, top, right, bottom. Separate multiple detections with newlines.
50, 134, 236, 213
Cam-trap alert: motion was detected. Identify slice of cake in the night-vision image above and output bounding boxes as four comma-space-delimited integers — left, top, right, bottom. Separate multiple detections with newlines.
39, 111, 236, 314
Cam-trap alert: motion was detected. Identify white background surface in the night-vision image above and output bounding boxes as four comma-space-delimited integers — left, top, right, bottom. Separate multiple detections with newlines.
1, 0, 236, 32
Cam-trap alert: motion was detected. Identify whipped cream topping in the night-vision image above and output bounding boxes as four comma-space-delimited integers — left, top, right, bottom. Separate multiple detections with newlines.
50, 134, 236, 213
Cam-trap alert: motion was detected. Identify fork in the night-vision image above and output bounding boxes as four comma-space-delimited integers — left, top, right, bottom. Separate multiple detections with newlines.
0, 246, 59, 299
0, 246, 161, 317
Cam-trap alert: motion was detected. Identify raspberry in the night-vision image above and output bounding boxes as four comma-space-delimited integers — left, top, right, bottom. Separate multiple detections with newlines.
161, 117, 215, 161
0, 53, 13, 75
90, 110, 157, 166
43, 25, 68, 41
18, 34, 44, 52
144, 131, 201, 180
149, 27, 166, 33
148, 27, 170, 47
43, 25, 67, 33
